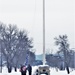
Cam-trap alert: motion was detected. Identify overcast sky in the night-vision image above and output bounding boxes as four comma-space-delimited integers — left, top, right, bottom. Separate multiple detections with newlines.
0, 0, 75, 54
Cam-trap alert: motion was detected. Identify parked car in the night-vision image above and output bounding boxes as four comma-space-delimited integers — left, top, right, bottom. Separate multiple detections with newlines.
34, 65, 50, 75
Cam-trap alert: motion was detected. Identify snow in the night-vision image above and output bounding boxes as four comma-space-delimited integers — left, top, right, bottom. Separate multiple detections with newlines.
50, 68, 75, 75
0, 66, 75, 75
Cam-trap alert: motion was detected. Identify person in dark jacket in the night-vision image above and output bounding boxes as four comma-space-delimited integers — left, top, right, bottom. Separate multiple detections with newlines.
20, 65, 27, 75
27, 64, 32, 75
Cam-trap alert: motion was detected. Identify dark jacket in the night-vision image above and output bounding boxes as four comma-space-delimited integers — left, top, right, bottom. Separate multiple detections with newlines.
27, 64, 32, 72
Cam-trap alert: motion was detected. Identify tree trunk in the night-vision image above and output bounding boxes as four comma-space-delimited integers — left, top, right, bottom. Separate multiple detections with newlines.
65, 63, 70, 74
7, 59, 12, 73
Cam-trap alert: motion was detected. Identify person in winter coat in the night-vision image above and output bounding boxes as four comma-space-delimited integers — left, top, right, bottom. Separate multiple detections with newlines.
27, 64, 32, 75
20, 65, 27, 75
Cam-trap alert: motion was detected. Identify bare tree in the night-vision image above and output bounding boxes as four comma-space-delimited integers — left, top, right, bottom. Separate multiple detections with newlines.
14, 30, 33, 67
0, 24, 18, 72
54, 35, 70, 74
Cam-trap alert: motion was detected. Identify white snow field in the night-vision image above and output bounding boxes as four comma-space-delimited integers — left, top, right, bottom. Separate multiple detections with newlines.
0, 66, 75, 75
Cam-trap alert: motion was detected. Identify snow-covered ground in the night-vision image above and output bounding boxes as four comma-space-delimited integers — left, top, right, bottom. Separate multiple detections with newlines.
0, 66, 75, 75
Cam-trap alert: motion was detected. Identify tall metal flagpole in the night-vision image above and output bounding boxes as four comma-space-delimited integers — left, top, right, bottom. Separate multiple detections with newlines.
43, 0, 45, 65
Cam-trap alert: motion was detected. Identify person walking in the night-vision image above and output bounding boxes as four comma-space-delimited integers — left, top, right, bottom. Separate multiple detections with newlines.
27, 64, 32, 75
20, 65, 27, 75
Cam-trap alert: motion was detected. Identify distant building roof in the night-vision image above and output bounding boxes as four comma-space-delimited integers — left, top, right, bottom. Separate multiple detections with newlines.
35, 54, 43, 60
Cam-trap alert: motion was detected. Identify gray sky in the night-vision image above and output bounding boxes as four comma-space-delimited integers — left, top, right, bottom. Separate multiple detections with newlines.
0, 0, 75, 54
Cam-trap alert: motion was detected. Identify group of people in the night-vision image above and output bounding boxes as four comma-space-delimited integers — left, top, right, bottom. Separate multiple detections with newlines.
20, 64, 32, 75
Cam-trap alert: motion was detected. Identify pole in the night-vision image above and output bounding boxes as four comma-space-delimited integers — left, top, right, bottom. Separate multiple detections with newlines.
43, 0, 45, 65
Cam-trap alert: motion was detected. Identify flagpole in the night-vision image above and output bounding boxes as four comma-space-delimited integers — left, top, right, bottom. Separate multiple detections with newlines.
43, 0, 45, 65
